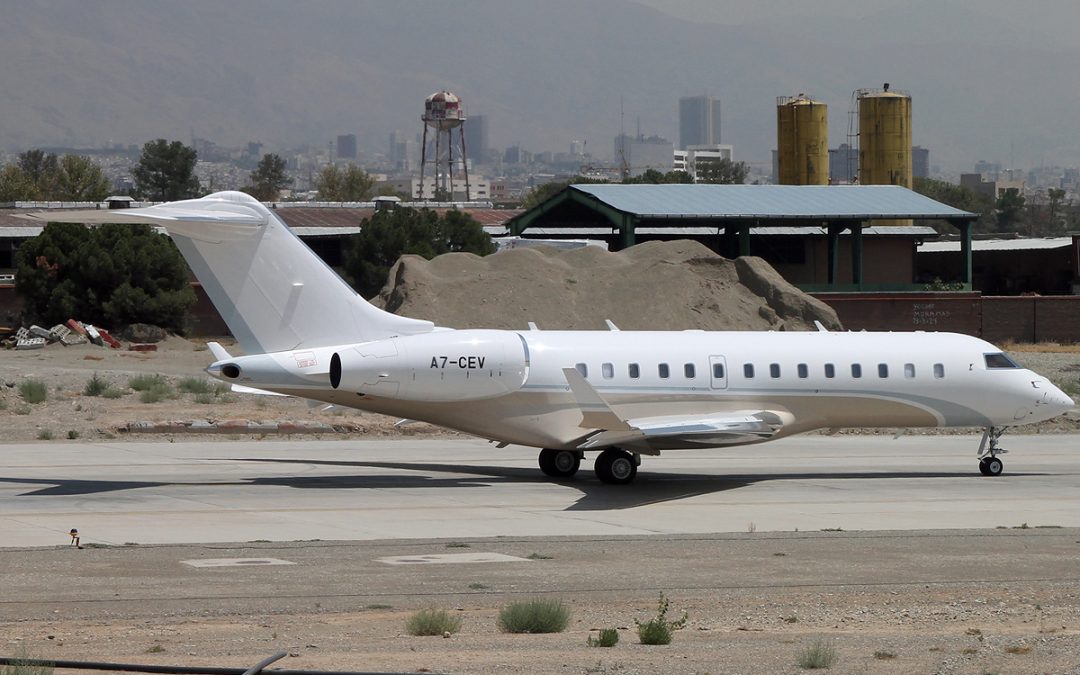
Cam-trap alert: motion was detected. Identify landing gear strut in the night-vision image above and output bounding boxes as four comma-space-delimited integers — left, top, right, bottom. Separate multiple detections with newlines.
977, 426, 1007, 476
594, 448, 639, 485
538, 449, 581, 478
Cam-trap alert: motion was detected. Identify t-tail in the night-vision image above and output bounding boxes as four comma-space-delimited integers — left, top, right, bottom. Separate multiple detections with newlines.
22, 191, 434, 354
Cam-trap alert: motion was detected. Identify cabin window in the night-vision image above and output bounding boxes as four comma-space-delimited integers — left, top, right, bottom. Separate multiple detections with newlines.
658, 363, 670, 379
797, 363, 808, 379
684, 363, 696, 379
934, 363, 945, 378
878, 363, 889, 378
851, 363, 862, 378
904, 363, 916, 378
770, 363, 781, 378
575, 363, 588, 378
985, 353, 1020, 369
824, 363, 835, 378
713, 363, 725, 379
628, 363, 640, 379
602, 362, 614, 379
744, 363, 755, 378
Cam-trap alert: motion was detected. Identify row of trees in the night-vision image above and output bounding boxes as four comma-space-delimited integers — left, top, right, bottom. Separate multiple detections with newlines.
520, 157, 750, 209
0, 150, 111, 202
913, 177, 1077, 236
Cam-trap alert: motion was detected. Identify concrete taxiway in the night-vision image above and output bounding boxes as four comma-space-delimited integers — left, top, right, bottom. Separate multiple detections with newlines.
1, 435, 1078, 548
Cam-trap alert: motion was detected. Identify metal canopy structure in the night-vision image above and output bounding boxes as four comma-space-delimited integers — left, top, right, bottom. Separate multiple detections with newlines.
507, 184, 979, 289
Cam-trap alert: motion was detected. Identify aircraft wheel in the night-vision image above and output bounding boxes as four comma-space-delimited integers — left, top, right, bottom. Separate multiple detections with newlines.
980, 456, 1004, 477
595, 448, 637, 485
539, 449, 580, 478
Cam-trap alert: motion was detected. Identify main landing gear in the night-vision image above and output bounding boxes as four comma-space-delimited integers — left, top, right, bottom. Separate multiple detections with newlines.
977, 426, 1007, 477
536, 448, 641, 484
538, 449, 582, 478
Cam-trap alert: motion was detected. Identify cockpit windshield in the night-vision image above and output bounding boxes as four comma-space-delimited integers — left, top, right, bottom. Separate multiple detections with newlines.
984, 353, 1021, 369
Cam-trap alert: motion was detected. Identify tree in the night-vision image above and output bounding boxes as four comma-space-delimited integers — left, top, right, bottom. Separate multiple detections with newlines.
995, 188, 1026, 232
694, 157, 748, 184
132, 139, 200, 201
56, 154, 111, 201
622, 169, 693, 184
15, 222, 195, 332
912, 176, 995, 233
0, 164, 39, 202
244, 153, 292, 201
314, 164, 375, 201
520, 176, 609, 209
344, 207, 496, 297
17, 150, 60, 196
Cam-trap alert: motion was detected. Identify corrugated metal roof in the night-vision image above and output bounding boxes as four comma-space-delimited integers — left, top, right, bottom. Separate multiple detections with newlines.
569, 184, 976, 220
524, 226, 936, 237
919, 237, 1074, 253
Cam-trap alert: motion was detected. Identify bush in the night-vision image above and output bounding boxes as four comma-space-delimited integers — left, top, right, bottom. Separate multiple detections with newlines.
797, 640, 838, 669
636, 593, 687, 645
497, 599, 571, 634
19, 379, 48, 404
587, 628, 619, 648
102, 387, 125, 399
177, 377, 214, 394
129, 374, 175, 403
84, 373, 108, 396
66, 430, 79, 440
1, 645, 54, 675
37, 429, 54, 440
405, 609, 462, 636
15, 221, 195, 333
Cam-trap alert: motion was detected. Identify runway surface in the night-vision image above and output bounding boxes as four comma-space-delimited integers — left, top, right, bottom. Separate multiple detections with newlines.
1, 434, 1078, 548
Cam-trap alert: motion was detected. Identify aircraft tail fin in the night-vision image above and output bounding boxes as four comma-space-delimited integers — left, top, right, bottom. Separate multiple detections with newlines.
24, 192, 433, 354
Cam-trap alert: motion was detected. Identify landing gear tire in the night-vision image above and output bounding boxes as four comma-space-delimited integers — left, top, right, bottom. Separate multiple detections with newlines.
538, 449, 581, 478
979, 456, 1003, 477
594, 448, 638, 485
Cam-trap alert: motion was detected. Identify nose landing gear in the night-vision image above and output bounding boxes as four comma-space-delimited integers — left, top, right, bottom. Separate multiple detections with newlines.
977, 426, 1007, 476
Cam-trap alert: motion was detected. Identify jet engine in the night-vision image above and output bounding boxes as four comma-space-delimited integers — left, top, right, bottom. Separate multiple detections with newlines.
330, 330, 529, 402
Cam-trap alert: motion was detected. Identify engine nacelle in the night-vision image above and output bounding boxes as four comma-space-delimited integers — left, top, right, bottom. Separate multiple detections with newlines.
330, 330, 528, 402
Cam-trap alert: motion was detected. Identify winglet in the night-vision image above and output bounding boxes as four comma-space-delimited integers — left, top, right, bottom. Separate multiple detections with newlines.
561, 367, 630, 430
206, 341, 232, 361
813, 320, 829, 332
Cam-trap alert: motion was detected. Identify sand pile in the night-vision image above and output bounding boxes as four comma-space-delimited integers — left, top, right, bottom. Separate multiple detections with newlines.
374, 239, 842, 332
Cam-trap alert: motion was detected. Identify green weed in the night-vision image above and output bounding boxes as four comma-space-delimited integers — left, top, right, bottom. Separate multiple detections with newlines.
19, 379, 48, 404
797, 640, 838, 669
405, 609, 462, 636
498, 598, 571, 634
37, 429, 53, 440
635, 593, 687, 645
587, 628, 619, 647
83, 372, 108, 396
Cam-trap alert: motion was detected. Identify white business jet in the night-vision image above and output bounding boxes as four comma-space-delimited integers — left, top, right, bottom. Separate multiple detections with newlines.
28, 191, 1074, 484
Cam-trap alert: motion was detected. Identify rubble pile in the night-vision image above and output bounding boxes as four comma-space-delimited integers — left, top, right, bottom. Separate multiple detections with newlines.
3, 319, 125, 351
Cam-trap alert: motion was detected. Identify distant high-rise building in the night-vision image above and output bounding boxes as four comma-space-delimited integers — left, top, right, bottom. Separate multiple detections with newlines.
912, 146, 929, 179
336, 134, 357, 160
679, 95, 722, 150
614, 133, 674, 177
828, 143, 859, 184
464, 115, 488, 164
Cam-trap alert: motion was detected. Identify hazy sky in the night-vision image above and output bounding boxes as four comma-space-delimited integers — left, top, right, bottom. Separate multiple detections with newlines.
4, 0, 1080, 172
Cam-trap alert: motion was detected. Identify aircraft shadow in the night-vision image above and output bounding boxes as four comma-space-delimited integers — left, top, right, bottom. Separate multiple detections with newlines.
0, 462, 1042, 512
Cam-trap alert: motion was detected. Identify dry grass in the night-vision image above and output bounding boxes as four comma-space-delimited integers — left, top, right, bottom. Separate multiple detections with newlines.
1003, 342, 1080, 353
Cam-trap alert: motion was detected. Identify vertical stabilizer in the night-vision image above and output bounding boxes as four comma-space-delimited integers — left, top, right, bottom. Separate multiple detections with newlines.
23, 191, 433, 353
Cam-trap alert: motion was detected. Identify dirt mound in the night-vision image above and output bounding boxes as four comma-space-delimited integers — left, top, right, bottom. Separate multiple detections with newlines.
375, 240, 841, 331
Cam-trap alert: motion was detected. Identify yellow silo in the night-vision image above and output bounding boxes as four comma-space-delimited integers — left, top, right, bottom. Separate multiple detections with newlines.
776, 94, 828, 185
858, 84, 912, 187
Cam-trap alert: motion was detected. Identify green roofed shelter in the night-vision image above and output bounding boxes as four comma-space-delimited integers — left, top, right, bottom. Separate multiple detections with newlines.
506, 184, 978, 290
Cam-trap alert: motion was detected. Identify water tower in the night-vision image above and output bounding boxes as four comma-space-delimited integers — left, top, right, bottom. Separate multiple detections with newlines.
776, 93, 828, 185
419, 90, 471, 201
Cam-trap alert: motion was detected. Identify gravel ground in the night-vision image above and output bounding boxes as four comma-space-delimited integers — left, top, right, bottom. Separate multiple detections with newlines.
3, 533, 1080, 674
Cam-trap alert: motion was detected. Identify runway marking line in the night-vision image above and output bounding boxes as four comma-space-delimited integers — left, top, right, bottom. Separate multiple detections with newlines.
377, 552, 530, 565
181, 558, 296, 568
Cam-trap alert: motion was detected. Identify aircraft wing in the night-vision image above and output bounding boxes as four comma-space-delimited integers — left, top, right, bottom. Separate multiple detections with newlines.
561, 368, 788, 451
